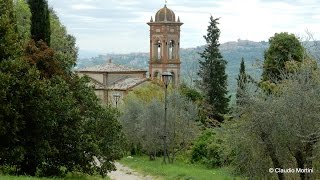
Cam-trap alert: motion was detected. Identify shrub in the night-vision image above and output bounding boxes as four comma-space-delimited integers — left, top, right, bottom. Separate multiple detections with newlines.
191, 129, 227, 168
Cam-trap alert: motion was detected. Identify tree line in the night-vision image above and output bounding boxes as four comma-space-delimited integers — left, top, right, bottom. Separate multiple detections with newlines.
196, 16, 320, 180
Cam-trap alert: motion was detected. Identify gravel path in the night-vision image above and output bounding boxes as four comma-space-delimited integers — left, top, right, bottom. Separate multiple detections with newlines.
109, 162, 154, 180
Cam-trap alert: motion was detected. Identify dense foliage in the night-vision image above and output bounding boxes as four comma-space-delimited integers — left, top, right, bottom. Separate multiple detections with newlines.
14, 0, 32, 47
178, 83, 203, 103
191, 129, 228, 168
0, 0, 21, 61
262, 32, 304, 82
236, 58, 247, 105
27, 0, 51, 45
0, 1, 124, 177
0, 60, 124, 176
227, 70, 320, 179
50, 9, 78, 74
120, 85, 199, 163
198, 16, 230, 115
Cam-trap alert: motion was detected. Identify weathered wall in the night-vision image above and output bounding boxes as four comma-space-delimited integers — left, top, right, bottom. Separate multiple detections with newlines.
78, 72, 104, 84
106, 72, 146, 86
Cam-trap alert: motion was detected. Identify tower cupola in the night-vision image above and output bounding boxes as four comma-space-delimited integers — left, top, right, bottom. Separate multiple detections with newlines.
155, 5, 176, 22
147, 4, 183, 86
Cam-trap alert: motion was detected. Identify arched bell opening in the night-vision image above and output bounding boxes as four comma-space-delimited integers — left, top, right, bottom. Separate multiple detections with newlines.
153, 40, 162, 61
168, 40, 175, 60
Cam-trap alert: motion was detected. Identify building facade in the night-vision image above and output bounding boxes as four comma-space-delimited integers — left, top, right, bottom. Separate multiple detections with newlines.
147, 5, 183, 86
76, 60, 148, 105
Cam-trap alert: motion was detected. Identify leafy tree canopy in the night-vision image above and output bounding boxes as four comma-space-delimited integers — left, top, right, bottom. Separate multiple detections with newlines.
0, 0, 22, 61
262, 32, 305, 82
0, 59, 124, 177
27, 0, 51, 45
14, 0, 31, 47
0, 1, 124, 177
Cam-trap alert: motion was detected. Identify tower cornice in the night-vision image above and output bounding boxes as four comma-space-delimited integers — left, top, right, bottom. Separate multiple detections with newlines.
147, 22, 183, 26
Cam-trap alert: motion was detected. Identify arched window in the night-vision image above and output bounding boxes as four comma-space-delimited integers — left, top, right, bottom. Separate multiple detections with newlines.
157, 40, 161, 60
169, 40, 175, 60
153, 40, 162, 61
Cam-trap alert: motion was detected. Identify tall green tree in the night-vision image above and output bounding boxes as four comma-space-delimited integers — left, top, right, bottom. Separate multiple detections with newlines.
14, 2, 78, 75
0, 0, 21, 61
262, 32, 304, 82
236, 58, 247, 105
14, 0, 31, 47
0, 60, 124, 176
198, 16, 229, 115
27, 0, 51, 45
50, 9, 78, 73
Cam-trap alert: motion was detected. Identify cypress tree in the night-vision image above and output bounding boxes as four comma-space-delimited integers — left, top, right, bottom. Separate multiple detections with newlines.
27, 0, 51, 46
236, 58, 247, 105
0, 0, 21, 61
198, 16, 229, 114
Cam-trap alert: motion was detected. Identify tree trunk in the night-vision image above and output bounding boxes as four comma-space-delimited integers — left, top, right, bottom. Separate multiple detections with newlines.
293, 150, 305, 180
149, 152, 155, 161
168, 149, 175, 164
305, 135, 317, 180
260, 132, 285, 180
19, 153, 37, 176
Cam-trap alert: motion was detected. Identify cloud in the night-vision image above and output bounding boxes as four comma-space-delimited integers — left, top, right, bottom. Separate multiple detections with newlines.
47, 0, 320, 54
71, 4, 100, 10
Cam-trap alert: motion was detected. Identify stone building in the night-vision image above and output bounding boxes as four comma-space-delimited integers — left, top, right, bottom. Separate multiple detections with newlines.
75, 4, 183, 105
147, 4, 183, 86
76, 59, 148, 105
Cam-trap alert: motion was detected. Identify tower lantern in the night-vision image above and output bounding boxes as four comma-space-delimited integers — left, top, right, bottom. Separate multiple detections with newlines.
147, 4, 183, 86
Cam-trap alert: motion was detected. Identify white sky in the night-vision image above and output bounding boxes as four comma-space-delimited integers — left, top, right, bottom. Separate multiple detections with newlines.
47, 0, 320, 56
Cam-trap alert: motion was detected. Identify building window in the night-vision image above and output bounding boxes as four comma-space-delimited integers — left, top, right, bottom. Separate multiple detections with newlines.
169, 40, 175, 60
154, 40, 161, 61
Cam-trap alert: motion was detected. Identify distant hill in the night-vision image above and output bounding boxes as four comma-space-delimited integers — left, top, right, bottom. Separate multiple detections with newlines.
76, 39, 268, 94
76, 39, 320, 94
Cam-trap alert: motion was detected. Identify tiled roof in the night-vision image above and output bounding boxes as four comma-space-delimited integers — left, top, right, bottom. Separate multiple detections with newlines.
76, 62, 146, 73
108, 78, 148, 90
87, 76, 148, 91
87, 78, 105, 90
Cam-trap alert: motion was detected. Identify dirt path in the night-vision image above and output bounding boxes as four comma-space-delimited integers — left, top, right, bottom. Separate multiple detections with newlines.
109, 162, 154, 180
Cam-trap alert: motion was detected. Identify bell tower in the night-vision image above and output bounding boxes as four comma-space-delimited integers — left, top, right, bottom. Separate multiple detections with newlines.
147, 4, 183, 86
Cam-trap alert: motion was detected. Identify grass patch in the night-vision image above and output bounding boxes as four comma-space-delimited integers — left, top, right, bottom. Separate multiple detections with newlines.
0, 173, 110, 180
119, 156, 242, 180
0, 175, 53, 180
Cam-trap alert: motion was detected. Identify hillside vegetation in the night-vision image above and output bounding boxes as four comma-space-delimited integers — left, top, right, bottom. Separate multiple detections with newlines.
77, 39, 320, 95
76, 39, 268, 94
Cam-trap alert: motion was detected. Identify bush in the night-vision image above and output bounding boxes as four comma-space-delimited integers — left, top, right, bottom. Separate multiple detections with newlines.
0, 59, 124, 177
191, 129, 227, 168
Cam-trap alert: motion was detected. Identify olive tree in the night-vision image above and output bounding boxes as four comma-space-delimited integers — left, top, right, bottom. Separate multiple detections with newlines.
120, 88, 199, 162
229, 70, 320, 180
140, 99, 164, 160
167, 92, 199, 163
